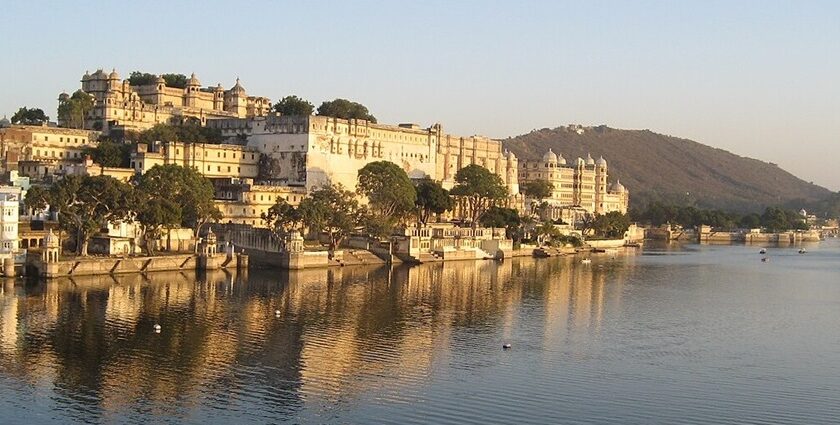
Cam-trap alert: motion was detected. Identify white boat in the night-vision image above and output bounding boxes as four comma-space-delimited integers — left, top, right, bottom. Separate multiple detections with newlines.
759, 248, 767, 254
799, 248, 807, 254
581, 258, 592, 265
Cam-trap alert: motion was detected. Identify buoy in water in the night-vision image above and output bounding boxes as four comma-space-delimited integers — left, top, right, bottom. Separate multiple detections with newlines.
503, 343, 512, 349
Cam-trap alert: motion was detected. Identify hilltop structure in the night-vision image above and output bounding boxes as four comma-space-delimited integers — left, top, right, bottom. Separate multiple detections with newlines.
60, 69, 270, 133
0, 124, 98, 179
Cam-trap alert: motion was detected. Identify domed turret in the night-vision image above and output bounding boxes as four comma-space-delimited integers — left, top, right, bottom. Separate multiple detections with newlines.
45, 229, 60, 248
91, 69, 106, 80
156, 75, 166, 85
188, 73, 201, 87
0, 116, 10, 128
108, 68, 120, 80
596, 156, 607, 167
82, 70, 91, 81
585, 153, 595, 166
610, 179, 626, 193
230, 77, 246, 93
58, 92, 70, 102
214, 83, 224, 92
542, 148, 558, 163
557, 153, 567, 165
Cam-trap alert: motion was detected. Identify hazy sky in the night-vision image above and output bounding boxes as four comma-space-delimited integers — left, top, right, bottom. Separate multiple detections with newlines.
1, 0, 838, 189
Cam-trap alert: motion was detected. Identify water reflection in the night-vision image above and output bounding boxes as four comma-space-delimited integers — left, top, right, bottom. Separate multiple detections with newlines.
0, 255, 633, 423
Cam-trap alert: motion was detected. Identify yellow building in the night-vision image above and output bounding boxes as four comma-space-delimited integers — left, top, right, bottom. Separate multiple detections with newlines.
130, 141, 260, 179
0, 124, 99, 180
61, 69, 270, 133
213, 178, 307, 227
518, 150, 628, 218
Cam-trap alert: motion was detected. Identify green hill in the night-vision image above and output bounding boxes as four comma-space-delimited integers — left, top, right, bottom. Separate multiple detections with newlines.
502, 125, 831, 213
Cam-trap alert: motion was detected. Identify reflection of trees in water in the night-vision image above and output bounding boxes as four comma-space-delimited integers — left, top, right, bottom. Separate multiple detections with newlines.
0, 256, 632, 420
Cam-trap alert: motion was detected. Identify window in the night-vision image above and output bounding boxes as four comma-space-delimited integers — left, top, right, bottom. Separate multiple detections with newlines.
45, 136, 49, 141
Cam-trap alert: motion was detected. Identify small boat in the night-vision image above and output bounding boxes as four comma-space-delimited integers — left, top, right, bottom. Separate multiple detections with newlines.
759, 248, 767, 254
581, 258, 592, 265
798, 248, 807, 254
761, 257, 769, 262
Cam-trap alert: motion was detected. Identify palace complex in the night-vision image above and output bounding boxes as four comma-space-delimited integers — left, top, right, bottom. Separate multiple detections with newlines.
60, 69, 270, 133
1, 68, 629, 230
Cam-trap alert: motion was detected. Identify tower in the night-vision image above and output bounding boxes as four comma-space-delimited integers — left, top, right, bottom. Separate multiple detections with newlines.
595, 156, 607, 214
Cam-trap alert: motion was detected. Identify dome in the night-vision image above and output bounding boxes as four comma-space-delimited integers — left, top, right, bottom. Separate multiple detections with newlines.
542, 148, 558, 163
610, 179, 626, 193
82, 70, 91, 81
58, 92, 70, 101
0, 116, 10, 128
45, 229, 60, 248
230, 77, 246, 93
188, 73, 201, 86
91, 69, 106, 79
214, 83, 224, 92
585, 153, 595, 166
156, 75, 166, 84
596, 156, 607, 166
557, 154, 567, 165
108, 68, 120, 80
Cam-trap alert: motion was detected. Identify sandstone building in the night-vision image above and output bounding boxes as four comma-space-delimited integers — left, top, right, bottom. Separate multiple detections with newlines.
61, 69, 270, 133
518, 149, 629, 221
0, 124, 99, 180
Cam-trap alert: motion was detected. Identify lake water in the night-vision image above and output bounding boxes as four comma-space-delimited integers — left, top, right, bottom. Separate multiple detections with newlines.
1, 240, 839, 424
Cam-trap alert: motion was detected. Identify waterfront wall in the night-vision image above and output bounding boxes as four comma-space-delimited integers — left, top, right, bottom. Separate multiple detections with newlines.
27, 252, 246, 278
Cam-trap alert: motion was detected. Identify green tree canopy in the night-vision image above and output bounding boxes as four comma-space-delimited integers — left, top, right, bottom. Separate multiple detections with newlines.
521, 180, 554, 201
137, 122, 223, 144
11, 107, 49, 125
414, 178, 453, 224
162, 73, 188, 88
297, 183, 359, 253
261, 197, 301, 242
357, 161, 417, 220
137, 164, 221, 235
480, 206, 522, 240
592, 211, 631, 239
45, 175, 135, 256
316, 98, 376, 122
127, 71, 158, 86
83, 140, 132, 168
450, 164, 508, 227
58, 90, 95, 129
274, 95, 314, 116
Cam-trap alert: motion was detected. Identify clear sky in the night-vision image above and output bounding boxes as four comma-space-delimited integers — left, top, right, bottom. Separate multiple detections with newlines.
1, 0, 838, 189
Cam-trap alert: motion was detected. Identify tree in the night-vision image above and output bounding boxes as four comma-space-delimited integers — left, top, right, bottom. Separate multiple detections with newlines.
316, 98, 377, 122
162, 73, 188, 89
480, 207, 522, 240
134, 196, 181, 255
297, 183, 359, 254
24, 185, 50, 213
46, 175, 134, 256
261, 197, 301, 242
274, 95, 314, 116
137, 165, 221, 236
414, 178, 453, 224
83, 140, 132, 167
138, 122, 222, 144
357, 161, 416, 221
57, 90, 94, 129
127, 71, 158, 86
521, 179, 554, 218
592, 211, 631, 239
450, 164, 507, 228
11, 107, 48, 125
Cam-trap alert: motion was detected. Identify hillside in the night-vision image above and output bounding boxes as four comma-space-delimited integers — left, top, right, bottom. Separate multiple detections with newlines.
502, 126, 831, 213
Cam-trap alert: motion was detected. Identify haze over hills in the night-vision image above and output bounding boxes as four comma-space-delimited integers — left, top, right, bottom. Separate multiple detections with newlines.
502, 126, 832, 213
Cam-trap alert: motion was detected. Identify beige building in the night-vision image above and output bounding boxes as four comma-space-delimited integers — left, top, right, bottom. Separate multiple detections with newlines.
213, 178, 307, 227
518, 149, 628, 219
62, 69, 270, 133
131, 141, 260, 179
0, 124, 99, 180
210, 114, 520, 199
